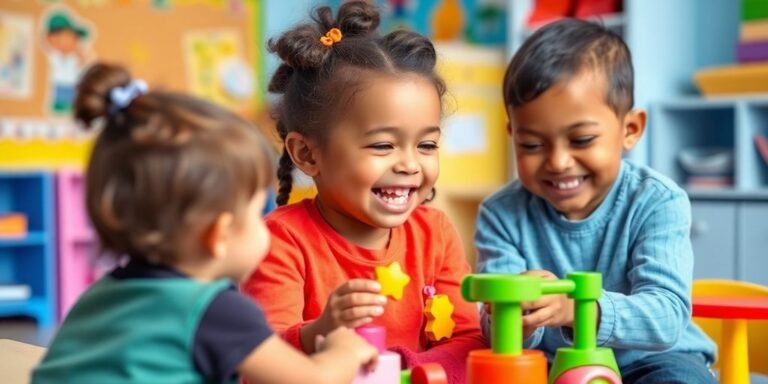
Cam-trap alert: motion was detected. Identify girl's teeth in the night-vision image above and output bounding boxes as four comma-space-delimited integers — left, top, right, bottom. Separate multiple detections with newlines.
375, 187, 412, 205
381, 195, 408, 205
381, 187, 409, 197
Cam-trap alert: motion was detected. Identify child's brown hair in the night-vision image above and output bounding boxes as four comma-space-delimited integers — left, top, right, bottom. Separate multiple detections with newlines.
268, 0, 446, 206
75, 62, 274, 264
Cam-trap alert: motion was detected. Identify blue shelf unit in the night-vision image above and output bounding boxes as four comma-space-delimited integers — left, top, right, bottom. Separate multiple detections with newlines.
0, 171, 56, 327
651, 97, 768, 289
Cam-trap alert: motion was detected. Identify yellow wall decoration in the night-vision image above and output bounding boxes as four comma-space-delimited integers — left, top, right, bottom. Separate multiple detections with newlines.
435, 42, 509, 190
431, 43, 511, 267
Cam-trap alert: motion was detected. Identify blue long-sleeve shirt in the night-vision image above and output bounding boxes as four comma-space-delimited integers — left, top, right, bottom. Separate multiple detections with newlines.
475, 160, 716, 369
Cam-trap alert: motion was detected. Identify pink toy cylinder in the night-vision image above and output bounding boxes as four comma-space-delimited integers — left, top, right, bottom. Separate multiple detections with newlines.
553, 365, 622, 384
356, 325, 387, 353
352, 351, 400, 384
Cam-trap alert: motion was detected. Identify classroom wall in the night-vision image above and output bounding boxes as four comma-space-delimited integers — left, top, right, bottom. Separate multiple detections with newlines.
0, 0, 263, 168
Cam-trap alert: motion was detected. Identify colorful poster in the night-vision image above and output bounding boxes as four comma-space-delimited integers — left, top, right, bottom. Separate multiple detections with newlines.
323, 0, 506, 44
184, 29, 254, 108
40, 7, 95, 115
0, 12, 34, 99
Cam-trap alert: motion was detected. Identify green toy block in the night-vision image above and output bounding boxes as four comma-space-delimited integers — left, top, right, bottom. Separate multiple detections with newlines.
743, 0, 768, 21
462, 274, 543, 302
567, 272, 602, 300
401, 369, 411, 384
549, 347, 620, 383
540, 279, 576, 295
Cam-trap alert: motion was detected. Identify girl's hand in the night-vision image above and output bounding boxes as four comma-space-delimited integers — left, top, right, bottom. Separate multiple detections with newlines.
316, 279, 387, 334
520, 270, 574, 329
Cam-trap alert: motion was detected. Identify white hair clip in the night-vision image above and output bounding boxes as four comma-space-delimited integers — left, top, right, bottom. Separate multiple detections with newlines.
109, 79, 148, 114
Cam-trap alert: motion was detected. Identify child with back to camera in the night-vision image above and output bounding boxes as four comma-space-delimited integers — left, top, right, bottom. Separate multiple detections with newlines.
474, 19, 717, 383
32, 62, 377, 384
243, 1, 486, 382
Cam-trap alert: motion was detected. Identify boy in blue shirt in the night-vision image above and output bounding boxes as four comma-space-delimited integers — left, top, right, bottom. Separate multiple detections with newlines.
475, 19, 716, 383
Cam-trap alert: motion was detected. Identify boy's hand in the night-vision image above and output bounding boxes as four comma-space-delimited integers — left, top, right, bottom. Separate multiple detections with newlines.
316, 279, 387, 334
521, 270, 574, 329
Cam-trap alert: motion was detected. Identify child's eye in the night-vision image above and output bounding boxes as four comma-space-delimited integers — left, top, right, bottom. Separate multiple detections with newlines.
418, 141, 439, 153
518, 142, 543, 151
572, 136, 596, 147
367, 143, 394, 151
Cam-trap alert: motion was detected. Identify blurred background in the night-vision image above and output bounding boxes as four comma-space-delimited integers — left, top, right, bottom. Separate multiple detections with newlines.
0, 1, 766, 373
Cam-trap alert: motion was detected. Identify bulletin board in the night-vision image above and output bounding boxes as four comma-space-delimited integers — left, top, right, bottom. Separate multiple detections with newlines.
0, 0, 263, 169
323, 0, 507, 45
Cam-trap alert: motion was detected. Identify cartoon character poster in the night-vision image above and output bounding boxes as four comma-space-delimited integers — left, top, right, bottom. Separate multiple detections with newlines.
184, 28, 254, 108
0, 11, 34, 99
40, 7, 95, 115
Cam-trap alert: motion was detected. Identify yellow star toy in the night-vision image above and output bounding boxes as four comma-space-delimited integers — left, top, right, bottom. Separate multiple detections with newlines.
375, 261, 410, 300
424, 294, 455, 342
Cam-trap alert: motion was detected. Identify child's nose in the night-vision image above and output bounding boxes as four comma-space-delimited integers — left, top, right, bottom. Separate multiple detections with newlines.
545, 147, 574, 173
393, 150, 420, 175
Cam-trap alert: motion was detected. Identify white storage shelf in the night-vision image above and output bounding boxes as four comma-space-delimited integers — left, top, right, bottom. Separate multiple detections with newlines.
651, 97, 768, 198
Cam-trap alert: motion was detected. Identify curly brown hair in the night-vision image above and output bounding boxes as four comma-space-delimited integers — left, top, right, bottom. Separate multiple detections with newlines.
268, 0, 445, 206
75, 62, 275, 264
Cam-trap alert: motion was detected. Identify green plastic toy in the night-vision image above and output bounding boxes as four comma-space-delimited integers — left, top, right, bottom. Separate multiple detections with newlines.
462, 272, 620, 383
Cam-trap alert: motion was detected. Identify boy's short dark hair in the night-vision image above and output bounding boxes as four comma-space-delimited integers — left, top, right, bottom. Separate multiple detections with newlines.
503, 18, 633, 116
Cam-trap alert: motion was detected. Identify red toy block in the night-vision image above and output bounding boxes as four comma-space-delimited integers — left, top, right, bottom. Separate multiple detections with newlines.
527, 0, 574, 27
410, 363, 448, 384
574, 0, 621, 18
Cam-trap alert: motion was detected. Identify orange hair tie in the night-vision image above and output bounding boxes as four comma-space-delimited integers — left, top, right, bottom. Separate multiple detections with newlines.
320, 27, 343, 47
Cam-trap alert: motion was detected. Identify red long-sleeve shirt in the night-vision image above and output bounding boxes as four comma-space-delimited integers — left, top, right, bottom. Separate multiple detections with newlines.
243, 199, 487, 383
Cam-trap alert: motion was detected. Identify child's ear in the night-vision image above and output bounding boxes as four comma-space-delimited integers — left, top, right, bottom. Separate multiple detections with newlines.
505, 106, 514, 135
203, 212, 234, 259
284, 132, 321, 177
622, 108, 647, 150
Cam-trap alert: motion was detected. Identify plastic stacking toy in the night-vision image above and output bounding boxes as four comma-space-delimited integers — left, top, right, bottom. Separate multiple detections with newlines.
353, 325, 447, 384
353, 325, 401, 384
423, 286, 456, 342
403, 363, 449, 384
376, 261, 411, 300
461, 272, 621, 384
